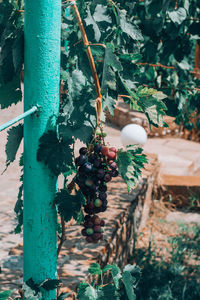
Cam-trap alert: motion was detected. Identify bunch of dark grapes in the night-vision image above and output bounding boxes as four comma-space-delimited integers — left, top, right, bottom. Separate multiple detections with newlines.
75, 141, 119, 243
81, 215, 105, 243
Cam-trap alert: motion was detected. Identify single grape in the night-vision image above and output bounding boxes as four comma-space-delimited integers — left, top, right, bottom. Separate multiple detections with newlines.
78, 155, 87, 166
81, 228, 87, 236
93, 159, 101, 168
109, 147, 117, 153
83, 162, 93, 173
84, 206, 90, 214
84, 220, 93, 228
88, 154, 96, 163
99, 184, 107, 192
92, 215, 101, 225
85, 178, 93, 187
84, 215, 91, 222
93, 233, 102, 240
93, 225, 102, 232
101, 146, 109, 156
97, 169, 105, 179
104, 173, 111, 182
99, 192, 107, 201
107, 151, 116, 160
88, 202, 95, 210
110, 162, 117, 170
79, 147, 87, 155
94, 199, 102, 208
86, 228, 94, 235
110, 170, 119, 177
86, 236, 93, 243
94, 144, 102, 153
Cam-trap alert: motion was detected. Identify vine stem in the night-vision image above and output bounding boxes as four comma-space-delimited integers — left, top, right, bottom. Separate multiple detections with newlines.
57, 217, 66, 257
71, 2, 102, 124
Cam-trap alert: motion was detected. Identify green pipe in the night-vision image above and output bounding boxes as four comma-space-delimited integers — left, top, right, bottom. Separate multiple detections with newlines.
24, 1, 61, 298
0, 106, 38, 132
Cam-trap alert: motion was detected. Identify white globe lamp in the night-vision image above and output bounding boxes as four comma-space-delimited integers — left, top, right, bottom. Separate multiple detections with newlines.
120, 124, 147, 146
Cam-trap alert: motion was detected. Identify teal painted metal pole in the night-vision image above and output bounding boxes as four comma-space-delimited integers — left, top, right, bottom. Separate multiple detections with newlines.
24, 1, 61, 298
0, 106, 38, 132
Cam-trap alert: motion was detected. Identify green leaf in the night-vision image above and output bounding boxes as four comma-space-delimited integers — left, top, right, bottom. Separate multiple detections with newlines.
14, 183, 23, 234
39, 279, 61, 291
101, 43, 122, 115
77, 282, 90, 299
122, 271, 136, 300
88, 263, 102, 275
102, 264, 113, 273
119, 53, 142, 63
25, 278, 40, 295
100, 284, 120, 300
168, 8, 187, 25
118, 9, 143, 41
37, 131, 74, 176
117, 148, 147, 192
84, 286, 98, 300
85, 6, 101, 42
77, 283, 98, 300
101, 43, 122, 96
60, 69, 96, 144
0, 290, 12, 300
111, 265, 122, 290
54, 189, 85, 223
136, 87, 167, 127
0, 73, 22, 109
5, 123, 23, 169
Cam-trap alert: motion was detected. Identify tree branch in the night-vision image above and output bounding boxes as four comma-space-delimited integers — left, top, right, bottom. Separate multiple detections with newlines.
71, 2, 102, 123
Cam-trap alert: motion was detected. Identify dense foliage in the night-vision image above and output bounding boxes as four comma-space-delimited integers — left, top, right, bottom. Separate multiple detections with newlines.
77, 263, 141, 300
129, 0, 200, 131
133, 223, 200, 300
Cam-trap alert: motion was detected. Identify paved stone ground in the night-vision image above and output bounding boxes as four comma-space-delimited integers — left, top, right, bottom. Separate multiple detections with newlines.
1, 104, 200, 296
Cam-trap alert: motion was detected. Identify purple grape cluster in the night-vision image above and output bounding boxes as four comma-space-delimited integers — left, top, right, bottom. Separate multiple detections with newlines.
75, 143, 119, 243
81, 215, 105, 243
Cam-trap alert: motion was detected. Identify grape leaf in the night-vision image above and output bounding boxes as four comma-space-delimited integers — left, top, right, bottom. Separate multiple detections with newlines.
118, 9, 143, 41
54, 189, 85, 223
39, 279, 61, 291
25, 278, 40, 295
100, 284, 121, 300
136, 87, 167, 127
0, 73, 22, 109
102, 264, 113, 273
88, 263, 102, 275
122, 271, 136, 300
14, 182, 23, 234
5, 123, 23, 169
0, 290, 12, 300
77, 282, 98, 300
60, 70, 96, 144
168, 8, 187, 25
37, 131, 74, 176
117, 147, 147, 192
111, 265, 122, 290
